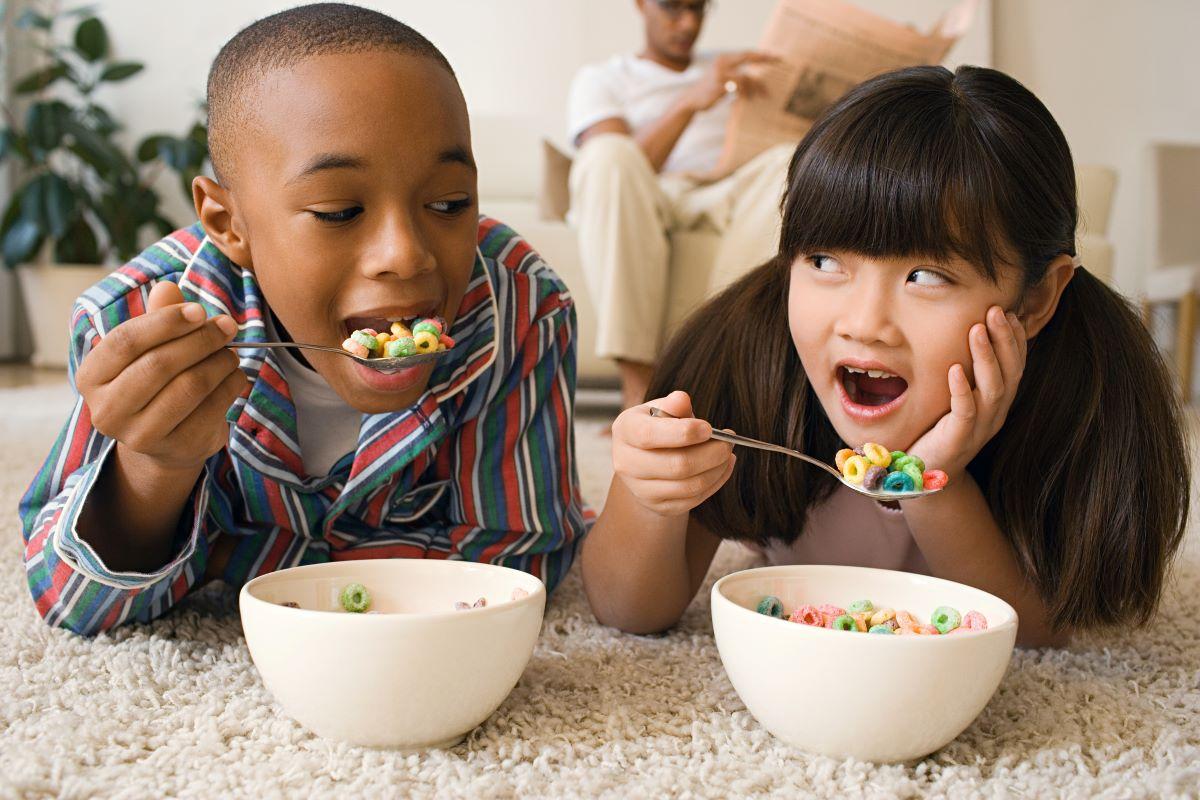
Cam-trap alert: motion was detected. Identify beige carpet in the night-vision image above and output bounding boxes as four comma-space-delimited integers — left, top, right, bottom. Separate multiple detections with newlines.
2, 381, 1199, 799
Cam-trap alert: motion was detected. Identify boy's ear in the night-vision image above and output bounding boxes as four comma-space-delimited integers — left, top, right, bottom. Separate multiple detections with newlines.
192, 176, 253, 270
1019, 253, 1076, 339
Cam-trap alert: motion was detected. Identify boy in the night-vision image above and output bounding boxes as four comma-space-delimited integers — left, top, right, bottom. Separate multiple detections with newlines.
19, 3, 589, 634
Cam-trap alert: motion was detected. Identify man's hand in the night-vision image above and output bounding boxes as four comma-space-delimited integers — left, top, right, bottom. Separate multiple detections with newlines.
76, 280, 247, 474
682, 51, 776, 112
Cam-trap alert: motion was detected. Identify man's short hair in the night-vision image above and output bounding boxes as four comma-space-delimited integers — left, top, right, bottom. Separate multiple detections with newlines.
206, 2, 455, 182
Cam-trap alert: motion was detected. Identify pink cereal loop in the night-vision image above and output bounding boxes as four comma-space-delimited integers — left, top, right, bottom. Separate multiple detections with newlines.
818, 604, 846, 628
789, 604, 823, 627
342, 339, 370, 358
962, 610, 988, 630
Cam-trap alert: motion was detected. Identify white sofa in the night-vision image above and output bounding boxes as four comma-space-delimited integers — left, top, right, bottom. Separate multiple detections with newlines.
473, 116, 1117, 385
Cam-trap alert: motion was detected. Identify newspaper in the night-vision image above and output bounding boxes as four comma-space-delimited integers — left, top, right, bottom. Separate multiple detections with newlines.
710, 0, 978, 178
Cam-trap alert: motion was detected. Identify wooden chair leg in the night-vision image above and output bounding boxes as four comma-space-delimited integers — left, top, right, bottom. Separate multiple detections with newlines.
1176, 292, 1196, 403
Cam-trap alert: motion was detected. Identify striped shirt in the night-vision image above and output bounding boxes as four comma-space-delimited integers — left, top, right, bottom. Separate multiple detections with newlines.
19, 217, 590, 635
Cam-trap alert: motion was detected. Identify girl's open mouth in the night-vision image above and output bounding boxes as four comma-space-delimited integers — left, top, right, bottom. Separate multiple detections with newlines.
836, 365, 909, 421
839, 366, 908, 406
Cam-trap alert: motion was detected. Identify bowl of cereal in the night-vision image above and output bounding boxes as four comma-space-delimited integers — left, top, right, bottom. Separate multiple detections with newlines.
239, 559, 544, 750
710, 564, 1018, 762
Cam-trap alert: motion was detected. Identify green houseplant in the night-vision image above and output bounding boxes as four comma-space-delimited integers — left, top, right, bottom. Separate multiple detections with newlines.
2, 3, 208, 365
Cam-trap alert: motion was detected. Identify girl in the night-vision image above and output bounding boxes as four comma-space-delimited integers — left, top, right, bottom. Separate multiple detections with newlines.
581, 65, 1190, 647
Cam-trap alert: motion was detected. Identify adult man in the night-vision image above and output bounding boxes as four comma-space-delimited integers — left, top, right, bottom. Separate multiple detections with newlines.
568, 0, 794, 408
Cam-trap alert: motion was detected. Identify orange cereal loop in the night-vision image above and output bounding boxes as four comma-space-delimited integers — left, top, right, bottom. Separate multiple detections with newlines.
850, 612, 869, 632
895, 610, 920, 629
835, 448, 855, 471
861, 442, 891, 468
869, 608, 896, 627
841, 455, 869, 484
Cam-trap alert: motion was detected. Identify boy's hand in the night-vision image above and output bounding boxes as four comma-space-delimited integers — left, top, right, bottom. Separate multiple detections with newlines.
76, 281, 247, 473
611, 390, 736, 518
906, 306, 1027, 481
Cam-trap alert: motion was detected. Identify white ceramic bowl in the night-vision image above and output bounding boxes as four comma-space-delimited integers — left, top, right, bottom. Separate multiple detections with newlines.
711, 564, 1017, 762
239, 559, 545, 749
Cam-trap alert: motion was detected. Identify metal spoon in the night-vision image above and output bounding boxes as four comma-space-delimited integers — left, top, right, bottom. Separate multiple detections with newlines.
228, 341, 450, 373
648, 406, 942, 501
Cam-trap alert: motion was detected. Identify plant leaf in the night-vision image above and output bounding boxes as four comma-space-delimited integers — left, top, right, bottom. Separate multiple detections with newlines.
14, 63, 69, 94
25, 102, 65, 155
99, 62, 143, 82
53, 216, 101, 264
15, 9, 53, 29
62, 116, 131, 174
18, 176, 47, 227
136, 134, 167, 163
84, 105, 119, 135
188, 122, 208, 149
74, 17, 109, 62
0, 196, 25, 244
3, 219, 44, 267
43, 174, 77, 239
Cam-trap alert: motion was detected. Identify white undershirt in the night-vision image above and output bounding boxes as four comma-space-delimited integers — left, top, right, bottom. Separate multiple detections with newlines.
265, 313, 361, 477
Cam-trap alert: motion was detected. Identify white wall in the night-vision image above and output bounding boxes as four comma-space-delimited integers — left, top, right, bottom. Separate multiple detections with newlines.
83, 0, 989, 220
14, 1, 1197, 297
994, 0, 1200, 295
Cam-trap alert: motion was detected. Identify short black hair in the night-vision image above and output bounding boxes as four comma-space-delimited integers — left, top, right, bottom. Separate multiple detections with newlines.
206, 2, 455, 182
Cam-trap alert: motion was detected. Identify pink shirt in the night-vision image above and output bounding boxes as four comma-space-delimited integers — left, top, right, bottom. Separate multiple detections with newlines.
755, 485, 931, 574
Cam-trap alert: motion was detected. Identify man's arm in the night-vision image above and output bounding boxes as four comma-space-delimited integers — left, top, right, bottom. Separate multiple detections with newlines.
577, 99, 696, 173
575, 52, 773, 173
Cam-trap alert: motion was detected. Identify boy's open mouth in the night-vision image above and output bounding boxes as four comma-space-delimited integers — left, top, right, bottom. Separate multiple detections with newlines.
838, 365, 908, 407
342, 307, 441, 338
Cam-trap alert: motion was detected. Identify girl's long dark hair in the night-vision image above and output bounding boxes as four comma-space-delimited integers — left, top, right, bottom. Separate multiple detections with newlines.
649, 65, 1189, 632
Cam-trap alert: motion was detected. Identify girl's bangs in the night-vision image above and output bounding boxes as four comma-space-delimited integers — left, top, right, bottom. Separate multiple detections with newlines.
779, 99, 1011, 280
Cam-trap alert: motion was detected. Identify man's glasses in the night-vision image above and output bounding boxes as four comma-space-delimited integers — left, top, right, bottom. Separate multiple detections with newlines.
651, 0, 714, 18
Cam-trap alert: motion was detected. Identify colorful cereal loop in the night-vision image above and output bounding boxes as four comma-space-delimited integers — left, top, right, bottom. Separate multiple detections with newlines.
861, 443, 891, 468
841, 455, 870, 484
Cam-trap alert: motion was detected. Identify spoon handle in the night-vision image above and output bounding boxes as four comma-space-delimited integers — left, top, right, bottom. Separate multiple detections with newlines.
228, 341, 351, 356
706, 429, 844, 479
647, 407, 844, 480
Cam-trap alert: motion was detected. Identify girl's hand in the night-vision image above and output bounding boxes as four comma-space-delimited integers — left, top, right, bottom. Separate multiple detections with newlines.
611, 390, 736, 518
906, 306, 1027, 480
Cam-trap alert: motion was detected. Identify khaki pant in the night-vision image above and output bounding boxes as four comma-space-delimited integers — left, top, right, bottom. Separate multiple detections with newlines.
568, 134, 794, 363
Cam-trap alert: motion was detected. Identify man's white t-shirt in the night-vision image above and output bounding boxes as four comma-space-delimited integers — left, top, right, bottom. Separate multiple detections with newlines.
567, 52, 733, 176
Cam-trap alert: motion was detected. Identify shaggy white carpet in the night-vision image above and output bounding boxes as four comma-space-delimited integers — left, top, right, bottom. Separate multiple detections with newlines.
1, 381, 1199, 799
